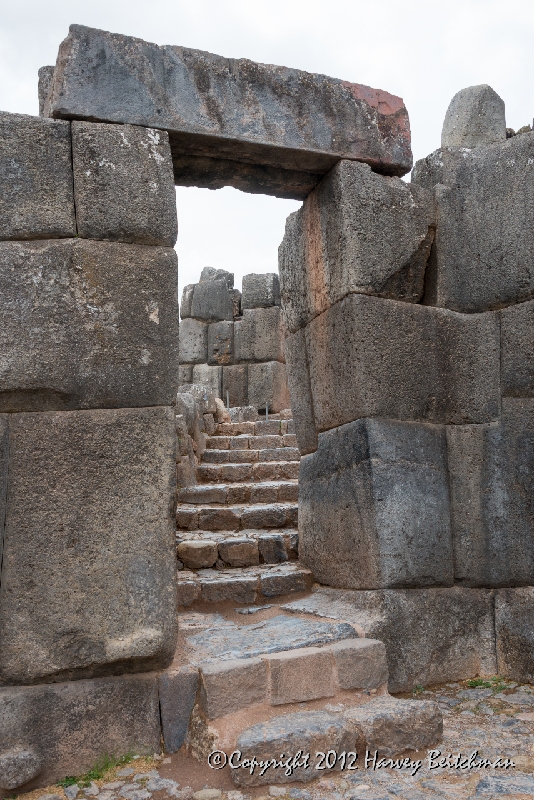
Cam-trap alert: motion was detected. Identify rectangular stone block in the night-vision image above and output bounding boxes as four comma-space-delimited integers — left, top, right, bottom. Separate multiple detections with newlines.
180, 283, 195, 319
72, 121, 177, 246
299, 417, 453, 590
218, 538, 259, 567
0, 407, 178, 685
222, 365, 248, 407
192, 364, 222, 398
234, 307, 284, 363
279, 160, 435, 332
0, 239, 178, 411
46, 25, 413, 200
179, 318, 208, 364
0, 112, 76, 240
199, 657, 267, 719
447, 398, 534, 586
159, 665, 199, 753
208, 321, 234, 365
191, 279, 234, 322
242, 273, 280, 309
501, 300, 534, 397
306, 293, 500, 432
265, 646, 335, 705
178, 364, 193, 384
283, 328, 318, 455
0, 674, 160, 792
248, 361, 290, 413
330, 639, 388, 689
495, 588, 534, 682
0, 417, 7, 572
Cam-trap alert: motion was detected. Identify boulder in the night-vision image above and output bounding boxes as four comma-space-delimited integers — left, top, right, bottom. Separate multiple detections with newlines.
441, 84, 506, 149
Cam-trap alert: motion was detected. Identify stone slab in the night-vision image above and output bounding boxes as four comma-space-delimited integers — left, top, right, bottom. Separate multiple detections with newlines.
158, 665, 199, 753
283, 586, 497, 693
191, 280, 234, 322
199, 657, 267, 719
495, 588, 534, 683
0, 239, 178, 411
299, 417, 453, 589
441, 84, 506, 149
279, 160, 435, 333
241, 273, 280, 309
247, 361, 290, 414
0, 674, 160, 792
283, 328, 318, 455
330, 639, 388, 690
234, 307, 284, 363
305, 294, 500, 432
0, 407, 178, 685
265, 646, 335, 705
0, 112, 76, 240
192, 364, 222, 399
185, 614, 357, 664
72, 121, 177, 246
501, 300, 534, 397
46, 25, 413, 200
207, 321, 234, 366
179, 319, 208, 364
222, 365, 248, 408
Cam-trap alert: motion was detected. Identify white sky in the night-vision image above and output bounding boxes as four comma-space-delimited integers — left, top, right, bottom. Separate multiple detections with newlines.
1, 0, 533, 299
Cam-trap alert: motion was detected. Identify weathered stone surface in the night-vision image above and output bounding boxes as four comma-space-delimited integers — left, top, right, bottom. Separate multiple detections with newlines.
200, 267, 234, 288
0, 112, 76, 240
72, 121, 177, 246
501, 300, 534, 397
38, 66, 55, 116
258, 533, 288, 564
222, 365, 248, 408
447, 399, 534, 586
330, 639, 388, 690
208, 321, 234, 366
178, 364, 193, 384
200, 575, 257, 604
0, 407, 177, 685
279, 160, 435, 333
412, 133, 534, 312
234, 307, 284, 363
192, 364, 222, 398
191, 280, 234, 322
178, 383, 218, 416
344, 696, 442, 757
283, 586, 497, 692
441, 85, 506, 149
158, 666, 199, 753
248, 362, 290, 413
283, 328, 318, 455
218, 538, 259, 567
0, 674, 160, 790
47, 25, 413, 201
0, 748, 42, 792
186, 615, 356, 664
176, 507, 199, 530
0, 239, 178, 411
0, 417, 8, 572
299, 417, 453, 590
265, 646, 335, 705
260, 569, 308, 597
241, 273, 280, 309
179, 319, 208, 364
199, 657, 267, 719
495, 588, 534, 682
177, 541, 218, 570
305, 294, 499, 432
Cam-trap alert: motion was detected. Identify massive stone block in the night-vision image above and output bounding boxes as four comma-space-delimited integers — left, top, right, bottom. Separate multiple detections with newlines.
441, 85, 506, 149
0, 417, 8, 573
190, 279, 234, 322
279, 160, 435, 333
222, 364, 248, 407
500, 300, 534, 397
495, 588, 534, 682
241, 273, 280, 309
208, 321, 234, 366
305, 294, 499, 433
234, 307, 284, 363
179, 318, 208, 364
45, 25, 413, 199
0, 407, 178, 685
447, 398, 534, 587
299, 418, 453, 590
0, 239, 178, 411
412, 133, 534, 312
192, 364, 222, 398
0, 112, 76, 240
283, 329, 317, 455
248, 361, 290, 413
0, 674, 160, 792
72, 121, 177, 246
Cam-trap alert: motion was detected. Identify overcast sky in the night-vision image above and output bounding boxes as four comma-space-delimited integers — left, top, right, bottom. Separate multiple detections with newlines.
1, 0, 533, 298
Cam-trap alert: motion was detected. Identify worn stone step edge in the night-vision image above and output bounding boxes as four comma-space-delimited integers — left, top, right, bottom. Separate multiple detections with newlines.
176, 530, 298, 570
177, 480, 298, 506
197, 462, 300, 483
206, 434, 298, 450
201, 447, 301, 464
176, 564, 313, 606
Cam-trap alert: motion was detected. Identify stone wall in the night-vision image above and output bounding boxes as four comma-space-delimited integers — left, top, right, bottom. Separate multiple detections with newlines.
179, 270, 290, 413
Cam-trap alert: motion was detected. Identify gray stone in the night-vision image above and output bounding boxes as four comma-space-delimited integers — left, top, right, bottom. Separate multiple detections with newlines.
199, 657, 267, 719
279, 160, 435, 333
283, 329, 318, 455
305, 294, 499, 432
222, 365, 248, 408
260, 570, 308, 597
186, 614, 356, 664
330, 639, 388, 690
46, 25, 413, 200
200, 575, 258, 604
234, 308, 284, 363
178, 383, 217, 416
158, 666, 199, 753
441, 85, 506, 149
177, 541, 218, 570
208, 321, 234, 366
283, 586, 497, 693
0, 239, 178, 411
72, 121, 177, 246
178, 365, 193, 385
191, 280, 234, 322
180, 284, 195, 319
475, 774, 534, 795
0, 407, 177, 684
218, 538, 259, 567
447, 399, 534, 586
258, 534, 288, 564
501, 300, 534, 397
412, 133, 534, 312
241, 274, 280, 309
495, 588, 534, 683
265, 646, 335, 705
0, 674, 160, 791
0, 416, 8, 573
38, 66, 55, 116
299, 417, 453, 590
192, 364, 222, 399
199, 267, 234, 288
248, 362, 290, 413
179, 319, 208, 364
0, 112, 76, 240
0, 748, 42, 791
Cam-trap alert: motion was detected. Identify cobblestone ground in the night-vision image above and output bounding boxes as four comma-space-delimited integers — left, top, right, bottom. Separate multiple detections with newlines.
24, 679, 534, 800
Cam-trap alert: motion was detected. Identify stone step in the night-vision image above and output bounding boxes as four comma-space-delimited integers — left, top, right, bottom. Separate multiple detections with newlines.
177, 480, 298, 506
176, 530, 298, 568
176, 502, 298, 532
205, 433, 298, 451
201, 447, 300, 464
216, 420, 294, 437
197, 461, 300, 483
176, 562, 313, 605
